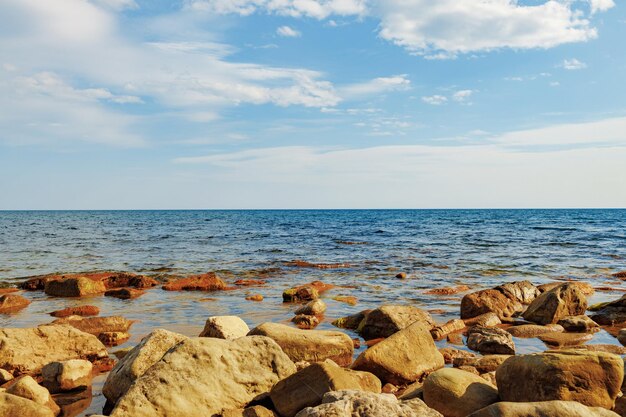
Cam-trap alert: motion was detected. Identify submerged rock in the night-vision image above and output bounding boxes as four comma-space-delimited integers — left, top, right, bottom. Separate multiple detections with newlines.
0, 294, 30, 314
104, 288, 145, 299
506, 323, 564, 338
468, 401, 620, 417
358, 305, 434, 340
162, 272, 226, 291
49, 305, 99, 318
466, 326, 515, 355
523, 283, 587, 325
538, 332, 594, 348
199, 316, 250, 339
44, 277, 106, 297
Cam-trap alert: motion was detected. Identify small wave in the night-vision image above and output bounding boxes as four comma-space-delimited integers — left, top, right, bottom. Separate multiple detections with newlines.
531, 226, 578, 232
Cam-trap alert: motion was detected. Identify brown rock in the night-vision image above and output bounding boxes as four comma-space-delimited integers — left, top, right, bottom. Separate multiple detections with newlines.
234, 279, 266, 286
0, 392, 56, 417
44, 277, 106, 297
613, 271, 626, 279
425, 285, 470, 295
497, 280, 540, 304
49, 305, 99, 318
558, 315, 600, 332
0, 294, 30, 314
162, 272, 226, 291
430, 319, 465, 340
506, 323, 564, 338
396, 272, 407, 279
332, 296, 358, 305
439, 347, 476, 364
453, 355, 511, 373
358, 305, 434, 340
286, 260, 350, 269
98, 331, 131, 346
352, 322, 444, 385
7, 375, 60, 416
538, 281, 595, 296
104, 288, 145, 299
52, 316, 133, 336
447, 333, 463, 344
468, 401, 620, 417
295, 299, 327, 316
590, 295, 626, 325
539, 332, 594, 347
246, 294, 264, 301
332, 311, 368, 330
41, 359, 93, 393
463, 312, 501, 327
199, 316, 250, 339
523, 283, 587, 325
466, 326, 515, 355
460, 289, 522, 320
270, 361, 381, 417
292, 315, 320, 329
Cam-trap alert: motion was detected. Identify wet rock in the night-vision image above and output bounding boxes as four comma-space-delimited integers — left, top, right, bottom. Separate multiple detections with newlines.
292, 315, 320, 329
199, 316, 250, 339
103, 329, 188, 404
52, 387, 93, 417
590, 295, 626, 325
294, 390, 443, 417
396, 272, 407, 279
0, 294, 30, 314
424, 285, 470, 296
162, 272, 226, 291
617, 329, 626, 346
0, 325, 107, 375
496, 351, 624, 408
49, 305, 99, 318
248, 322, 353, 366
498, 280, 540, 304
558, 315, 600, 332
7, 376, 60, 416
430, 319, 465, 340
439, 347, 476, 364
0, 392, 56, 417
332, 296, 357, 305
286, 260, 350, 269
447, 333, 463, 344
52, 316, 133, 337
283, 286, 319, 303
100, 272, 158, 289
466, 326, 515, 355
358, 305, 434, 340
270, 361, 381, 417
453, 354, 511, 373
108, 336, 296, 417
613, 271, 626, 279
332, 311, 368, 330
523, 283, 588, 325
538, 332, 594, 347
246, 294, 264, 301
295, 299, 326, 316
98, 331, 131, 347
104, 288, 145, 299
468, 401, 620, 417
352, 322, 444, 385
506, 323, 564, 338
234, 279, 266, 286
423, 368, 498, 417
539, 281, 595, 296
44, 277, 106, 298
463, 312, 501, 327
41, 359, 92, 393
461, 281, 539, 320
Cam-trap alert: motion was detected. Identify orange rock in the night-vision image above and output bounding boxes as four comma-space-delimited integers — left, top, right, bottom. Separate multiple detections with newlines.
234, 279, 266, 286
425, 285, 470, 295
50, 305, 100, 318
333, 296, 358, 305
0, 288, 18, 294
20, 271, 157, 291
613, 271, 626, 279
246, 294, 264, 301
104, 288, 145, 299
162, 273, 226, 292
0, 294, 30, 313
365, 338, 385, 347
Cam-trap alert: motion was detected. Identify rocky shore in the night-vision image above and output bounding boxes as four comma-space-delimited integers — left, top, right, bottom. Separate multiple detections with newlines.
2, 269, 626, 416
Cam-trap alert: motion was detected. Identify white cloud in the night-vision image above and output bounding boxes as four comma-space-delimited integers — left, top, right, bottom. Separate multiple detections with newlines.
560, 58, 587, 70
186, 0, 367, 19
339, 74, 410, 98
91, 0, 138, 10
550, 81, 561, 87
589, 0, 615, 14
422, 95, 448, 105
276, 25, 301, 37
452, 90, 473, 102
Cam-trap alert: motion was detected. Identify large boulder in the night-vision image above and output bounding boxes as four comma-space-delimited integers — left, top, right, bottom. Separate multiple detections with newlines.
0, 325, 107, 375
41, 359, 93, 393
0, 294, 30, 313
270, 361, 381, 417
248, 323, 353, 366
461, 281, 539, 320
358, 305, 434, 340
199, 316, 250, 339
423, 368, 498, 417
468, 401, 620, 417
496, 351, 624, 408
294, 390, 443, 417
103, 329, 188, 404
108, 336, 296, 417
523, 283, 587, 325
162, 273, 226, 291
0, 392, 55, 417
6, 376, 60, 416
352, 322, 444, 385
44, 277, 106, 297
466, 326, 515, 355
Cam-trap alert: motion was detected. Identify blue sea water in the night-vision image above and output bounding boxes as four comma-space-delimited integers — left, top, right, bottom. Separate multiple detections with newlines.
0, 209, 625, 416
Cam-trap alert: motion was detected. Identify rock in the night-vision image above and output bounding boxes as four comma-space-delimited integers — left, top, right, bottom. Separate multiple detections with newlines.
270, 361, 381, 417
41, 359, 92, 393
295, 299, 327, 316
382, 383, 398, 394
498, 280, 540, 304
461, 281, 539, 320
453, 355, 511, 373
538, 281, 595, 296
617, 329, 626, 346
447, 333, 463, 344
613, 271, 626, 279
199, 316, 250, 339
468, 401, 620, 417
590, 295, 626, 325
523, 283, 588, 325
108, 336, 296, 417
358, 305, 434, 340
506, 323, 564, 338
248, 322, 353, 366
396, 272, 407, 279
538, 332, 594, 347
52, 315, 133, 337
0, 294, 30, 314
246, 294, 264, 301
100, 272, 158, 289
558, 315, 600, 332
466, 326, 515, 355
292, 315, 320, 329
0, 325, 107, 375
614, 396, 626, 417
103, 329, 188, 404
439, 347, 476, 364
293, 390, 443, 417
332, 296, 358, 305
98, 331, 131, 346
6, 376, 60, 415
234, 279, 266, 286
0, 392, 56, 417
162, 273, 226, 291
573, 344, 626, 355
283, 286, 319, 303
425, 285, 470, 295
352, 322, 444, 385
496, 351, 624, 408
463, 312, 501, 327
332, 311, 368, 330
104, 288, 145, 299
423, 368, 498, 417
430, 319, 465, 340
0, 368, 14, 384
112, 347, 133, 359
49, 305, 99, 318
223, 406, 278, 417
44, 277, 106, 297
286, 261, 349, 270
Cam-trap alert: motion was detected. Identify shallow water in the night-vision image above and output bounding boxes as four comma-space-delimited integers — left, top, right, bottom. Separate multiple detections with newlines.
1, 209, 625, 415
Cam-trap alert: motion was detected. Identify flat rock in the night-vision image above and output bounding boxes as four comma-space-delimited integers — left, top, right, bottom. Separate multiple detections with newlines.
352, 322, 444, 385
52, 316, 133, 336
423, 368, 498, 417
108, 336, 296, 417
248, 322, 353, 366
358, 305, 434, 340
496, 351, 624, 408
41, 359, 93, 393
538, 332, 594, 347
468, 401, 620, 417
558, 315, 600, 332
294, 390, 443, 417
466, 326, 515, 355
162, 272, 226, 291
44, 277, 106, 297
49, 306, 99, 318
0, 294, 30, 314
0, 392, 56, 417
506, 323, 564, 338
270, 361, 381, 417
199, 316, 250, 339
523, 283, 587, 325
0, 325, 107, 375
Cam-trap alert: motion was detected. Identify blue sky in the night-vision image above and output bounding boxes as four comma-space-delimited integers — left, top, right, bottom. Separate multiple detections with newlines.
1, 0, 625, 209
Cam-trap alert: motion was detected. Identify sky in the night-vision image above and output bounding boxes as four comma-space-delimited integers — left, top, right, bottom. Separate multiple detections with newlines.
1, 0, 625, 209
